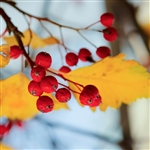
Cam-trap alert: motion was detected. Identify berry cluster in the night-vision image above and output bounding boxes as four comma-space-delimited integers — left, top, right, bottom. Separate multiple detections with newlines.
100, 12, 118, 42
79, 85, 102, 107
28, 52, 73, 113
27, 51, 102, 113
7, 12, 118, 114
59, 47, 110, 71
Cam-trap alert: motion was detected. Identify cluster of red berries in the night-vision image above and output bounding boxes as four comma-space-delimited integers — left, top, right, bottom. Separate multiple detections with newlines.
100, 12, 118, 42
28, 52, 72, 113
58, 13, 117, 72
8, 13, 118, 114
27, 52, 102, 113
79, 85, 102, 107
59, 47, 110, 71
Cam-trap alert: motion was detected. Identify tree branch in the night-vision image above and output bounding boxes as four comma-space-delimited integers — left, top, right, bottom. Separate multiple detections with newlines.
0, 8, 35, 68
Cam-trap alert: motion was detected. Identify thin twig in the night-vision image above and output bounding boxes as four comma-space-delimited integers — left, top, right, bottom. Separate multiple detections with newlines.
23, 15, 32, 54
78, 31, 97, 48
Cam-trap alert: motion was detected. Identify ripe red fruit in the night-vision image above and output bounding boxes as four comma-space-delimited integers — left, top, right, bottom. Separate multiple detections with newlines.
79, 85, 101, 106
78, 48, 92, 61
40, 76, 58, 93
100, 13, 114, 27
90, 95, 101, 107
28, 80, 43, 96
55, 88, 71, 102
14, 120, 23, 127
65, 52, 78, 66
36, 96, 54, 113
59, 66, 71, 73
35, 52, 52, 68
31, 66, 46, 82
103, 27, 118, 42
0, 122, 12, 137
96, 46, 111, 58
10, 45, 23, 59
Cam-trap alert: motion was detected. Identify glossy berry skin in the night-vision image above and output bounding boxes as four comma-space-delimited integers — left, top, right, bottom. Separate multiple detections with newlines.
10, 45, 23, 59
96, 46, 111, 58
78, 48, 91, 62
90, 95, 101, 107
103, 27, 118, 42
40, 76, 58, 93
55, 88, 71, 102
100, 13, 114, 27
59, 66, 71, 73
79, 85, 101, 106
31, 66, 46, 82
36, 96, 54, 113
35, 52, 52, 68
28, 80, 43, 96
65, 52, 78, 66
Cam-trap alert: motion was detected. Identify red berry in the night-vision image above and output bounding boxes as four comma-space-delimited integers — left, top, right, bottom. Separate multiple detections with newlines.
96, 46, 111, 58
35, 52, 52, 68
15, 120, 23, 127
100, 13, 114, 27
78, 48, 92, 62
79, 85, 101, 106
40, 76, 58, 93
59, 66, 71, 73
55, 88, 71, 102
90, 95, 102, 107
103, 27, 118, 42
31, 66, 46, 82
10, 45, 23, 59
28, 80, 43, 96
36, 96, 54, 113
65, 52, 78, 66
0, 122, 12, 137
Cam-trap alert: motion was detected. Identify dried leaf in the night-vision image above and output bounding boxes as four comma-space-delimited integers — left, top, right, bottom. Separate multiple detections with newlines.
0, 45, 10, 68
4, 29, 59, 49
0, 73, 68, 120
64, 53, 150, 111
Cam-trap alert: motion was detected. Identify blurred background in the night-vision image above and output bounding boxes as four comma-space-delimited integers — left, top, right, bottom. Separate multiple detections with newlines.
0, 0, 149, 149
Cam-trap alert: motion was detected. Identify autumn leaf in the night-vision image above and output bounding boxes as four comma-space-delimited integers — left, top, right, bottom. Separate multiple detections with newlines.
0, 45, 10, 68
0, 143, 12, 150
0, 73, 68, 120
3, 29, 59, 49
64, 53, 150, 111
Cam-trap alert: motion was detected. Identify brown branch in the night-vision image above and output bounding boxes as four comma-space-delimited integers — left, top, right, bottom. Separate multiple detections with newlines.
0, 8, 35, 68
1, 0, 106, 50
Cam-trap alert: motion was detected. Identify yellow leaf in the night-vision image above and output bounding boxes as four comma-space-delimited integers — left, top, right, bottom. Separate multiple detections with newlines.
0, 143, 13, 150
0, 73, 68, 120
43, 36, 59, 45
64, 53, 150, 111
0, 44, 10, 68
4, 29, 59, 49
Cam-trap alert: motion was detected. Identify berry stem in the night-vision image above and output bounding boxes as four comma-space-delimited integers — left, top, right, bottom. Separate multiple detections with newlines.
85, 20, 99, 29
59, 27, 67, 52
47, 68, 84, 88
58, 82, 80, 94
0, 27, 8, 38
23, 15, 32, 55
77, 31, 97, 48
